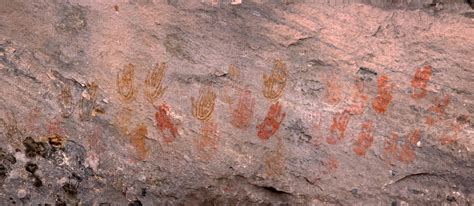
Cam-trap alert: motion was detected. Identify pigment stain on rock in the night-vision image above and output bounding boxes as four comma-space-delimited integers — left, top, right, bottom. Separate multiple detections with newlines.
256, 102, 286, 140
353, 121, 374, 156
114, 107, 133, 135
85, 125, 105, 170
155, 104, 179, 143
326, 111, 351, 144
46, 117, 66, 136
321, 156, 339, 175
383, 132, 400, 164
425, 95, 450, 126
230, 89, 255, 129
324, 77, 342, 105
129, 123, 149, 161
228, 64, 241, 82
411, 65, 432, 99
346, 81, 368, 115
57, 85, 75, 118
429, 95, 450, 114
439, 121, 463, 145
372, 75, 393, 114
264, 138, 286, 177
399, 129, 421, 163
25, 107, 42, 132
220, 65, 243, 105
221, 85, 236, 105
311, 111, 324, 146
196, 120, 219, 160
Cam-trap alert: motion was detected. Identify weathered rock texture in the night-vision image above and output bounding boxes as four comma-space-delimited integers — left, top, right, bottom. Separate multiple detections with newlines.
1, 0, 473, 205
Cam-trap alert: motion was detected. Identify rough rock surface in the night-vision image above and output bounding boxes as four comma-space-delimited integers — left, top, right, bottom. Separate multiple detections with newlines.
0, 0, 473, 205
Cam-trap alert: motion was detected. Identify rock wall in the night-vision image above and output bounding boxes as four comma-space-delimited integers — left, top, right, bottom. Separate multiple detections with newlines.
0, 0, 473, 205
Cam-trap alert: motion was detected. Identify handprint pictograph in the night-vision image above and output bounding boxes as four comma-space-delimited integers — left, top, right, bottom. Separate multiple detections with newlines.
353, 121, 374, 156
411, 65, 432, 99
372, 75, 393, 114
256, 102, 286, 140
145, 62, 167, 104
192, 87, 217, 121
117, 63, 136, 101
263, 60, 288, 100
230, 89, 255, 129
326, 111, 351, 145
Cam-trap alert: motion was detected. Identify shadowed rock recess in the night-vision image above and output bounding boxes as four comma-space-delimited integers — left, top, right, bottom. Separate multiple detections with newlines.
0, 0, 473, 205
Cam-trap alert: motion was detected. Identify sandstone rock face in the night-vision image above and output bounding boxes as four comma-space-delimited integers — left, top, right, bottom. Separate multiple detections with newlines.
0, 0, 473, 205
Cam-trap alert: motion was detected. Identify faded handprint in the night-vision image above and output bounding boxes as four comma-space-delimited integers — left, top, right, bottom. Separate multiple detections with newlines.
58, 85, 74, 118
372, 75, 393, 114
352, 121, 375, 156
326, 111, 351, 144
411, 65, 432, 99
230, 89, 255, 129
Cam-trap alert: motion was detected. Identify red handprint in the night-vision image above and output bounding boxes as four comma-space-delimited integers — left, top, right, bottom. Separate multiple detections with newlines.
257, 102, 286, 140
